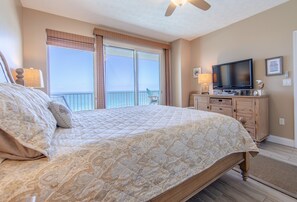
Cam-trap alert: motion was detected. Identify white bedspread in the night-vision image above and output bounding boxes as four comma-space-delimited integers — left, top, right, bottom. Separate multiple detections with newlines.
0, 105, 258, 201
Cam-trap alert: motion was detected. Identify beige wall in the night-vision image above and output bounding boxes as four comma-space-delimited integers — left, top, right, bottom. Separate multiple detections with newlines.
190, 0, 297, 140
22, 8, 95, 93
0, 0, 23, 69
171, 39, 192, 107
181, 39, 192, 107
171, 40, 182, 107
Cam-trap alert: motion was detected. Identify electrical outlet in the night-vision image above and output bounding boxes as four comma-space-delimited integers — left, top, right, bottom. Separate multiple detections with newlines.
283, 78, 292, 86
279, 118, 285, 125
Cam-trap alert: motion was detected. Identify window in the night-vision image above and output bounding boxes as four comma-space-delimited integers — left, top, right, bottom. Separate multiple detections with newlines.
104, 46, 161, 109
48, 46, 95, 111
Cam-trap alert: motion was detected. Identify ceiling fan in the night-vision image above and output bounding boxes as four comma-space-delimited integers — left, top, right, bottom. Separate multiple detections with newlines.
165, 0, 211, 16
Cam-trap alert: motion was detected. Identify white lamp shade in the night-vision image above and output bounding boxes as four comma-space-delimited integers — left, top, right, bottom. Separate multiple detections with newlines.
198, 73, 212, 84
23, 68, 44, 88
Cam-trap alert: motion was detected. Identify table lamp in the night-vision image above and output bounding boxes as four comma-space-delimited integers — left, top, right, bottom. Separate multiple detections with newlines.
15, 68, 44, 88
198, 73, 212, 94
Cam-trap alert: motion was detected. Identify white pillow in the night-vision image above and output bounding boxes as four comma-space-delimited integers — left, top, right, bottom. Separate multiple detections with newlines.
32, 88, 51, 103
49, 101, 73, 128
0, 83, 57, 157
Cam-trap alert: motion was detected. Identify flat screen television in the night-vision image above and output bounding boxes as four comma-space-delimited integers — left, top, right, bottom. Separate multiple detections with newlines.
212, 59, 253, 89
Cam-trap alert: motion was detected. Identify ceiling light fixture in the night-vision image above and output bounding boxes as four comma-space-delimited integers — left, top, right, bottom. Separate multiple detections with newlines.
171, 0, 187, 7
165, 0, 211, 17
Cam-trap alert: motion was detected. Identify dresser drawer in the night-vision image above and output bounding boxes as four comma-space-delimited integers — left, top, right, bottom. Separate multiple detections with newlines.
210, 98, 232, 106
196, 96, 208, 103
236, 115, 254, 128
210, 106, 233, 116
197, 103, 209, 111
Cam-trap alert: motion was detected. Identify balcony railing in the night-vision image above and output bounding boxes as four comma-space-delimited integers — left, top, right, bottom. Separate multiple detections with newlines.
106, 90, 159, 109
51, 90, 159, 111
51, 92, 95, 111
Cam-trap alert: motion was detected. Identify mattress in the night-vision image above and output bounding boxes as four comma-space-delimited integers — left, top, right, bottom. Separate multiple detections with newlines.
0, 105, 258, 201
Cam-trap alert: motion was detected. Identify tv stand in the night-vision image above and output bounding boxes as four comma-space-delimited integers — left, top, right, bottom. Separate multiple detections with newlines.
193, 94, 269, 143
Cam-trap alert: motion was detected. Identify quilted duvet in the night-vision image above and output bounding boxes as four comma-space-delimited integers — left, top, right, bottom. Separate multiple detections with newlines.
0, 105, 258, 201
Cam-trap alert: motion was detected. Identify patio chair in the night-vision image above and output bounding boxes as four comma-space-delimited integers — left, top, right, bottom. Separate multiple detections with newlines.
146, 88, 159, 105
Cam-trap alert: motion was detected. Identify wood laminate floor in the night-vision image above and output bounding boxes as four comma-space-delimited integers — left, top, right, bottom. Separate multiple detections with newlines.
189, 170, 296, 202
189, 141, 297, 202
259, 141, 297, 166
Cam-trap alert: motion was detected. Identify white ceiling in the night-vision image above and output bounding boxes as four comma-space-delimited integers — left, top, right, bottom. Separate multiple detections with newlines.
20, 0, 289, 42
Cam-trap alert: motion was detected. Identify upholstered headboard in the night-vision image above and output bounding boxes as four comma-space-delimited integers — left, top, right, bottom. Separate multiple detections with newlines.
0, 51, 15, 84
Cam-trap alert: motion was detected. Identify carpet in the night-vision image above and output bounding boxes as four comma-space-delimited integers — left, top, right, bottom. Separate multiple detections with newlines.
235, 154, 297, 199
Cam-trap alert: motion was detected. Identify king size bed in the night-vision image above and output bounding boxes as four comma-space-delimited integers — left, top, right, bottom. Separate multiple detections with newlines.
0, 51, 258, 201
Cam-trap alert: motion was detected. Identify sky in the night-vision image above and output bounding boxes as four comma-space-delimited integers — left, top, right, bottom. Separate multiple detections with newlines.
49, 46, 94, 94
49, 46, 160, 94
105, 47, 160, 92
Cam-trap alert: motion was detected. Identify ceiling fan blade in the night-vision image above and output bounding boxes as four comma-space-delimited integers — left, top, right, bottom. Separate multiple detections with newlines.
165, 2, 177, 16
188, 0, 211, 11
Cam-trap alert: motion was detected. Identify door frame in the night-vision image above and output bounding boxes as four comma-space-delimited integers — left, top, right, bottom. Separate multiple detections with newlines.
293, 30, 297, 148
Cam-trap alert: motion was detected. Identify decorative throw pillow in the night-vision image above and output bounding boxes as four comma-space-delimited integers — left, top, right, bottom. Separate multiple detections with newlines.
0, 83, 57, 158
49, 101, 73, 128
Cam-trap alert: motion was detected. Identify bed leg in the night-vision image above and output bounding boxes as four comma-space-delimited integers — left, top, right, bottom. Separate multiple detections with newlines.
239, 152, 250, 181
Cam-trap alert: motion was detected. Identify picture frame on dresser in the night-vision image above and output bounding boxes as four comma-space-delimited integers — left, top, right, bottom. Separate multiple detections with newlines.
265, 56, 283, 76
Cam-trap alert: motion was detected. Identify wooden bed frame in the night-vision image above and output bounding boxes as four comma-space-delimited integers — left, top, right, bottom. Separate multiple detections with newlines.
151, 152, 254, 202
0, 51, 256, 202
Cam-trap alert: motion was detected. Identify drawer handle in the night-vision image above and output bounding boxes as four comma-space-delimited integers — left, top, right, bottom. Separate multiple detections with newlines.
207, 106, 209, 109
218, 99, 222, 102
233, 109, 236, 112
247, 130, 251, 134
219, 108, 223, 110
239, 117, 247, 124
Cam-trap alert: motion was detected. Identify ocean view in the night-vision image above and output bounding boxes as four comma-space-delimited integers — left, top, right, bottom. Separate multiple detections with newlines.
51, 90, 160, 111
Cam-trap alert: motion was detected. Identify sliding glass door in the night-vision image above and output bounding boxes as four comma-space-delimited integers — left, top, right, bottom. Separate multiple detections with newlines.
105, 46, 161, 109
105, 47, 135, 108
137, 51, 160, 106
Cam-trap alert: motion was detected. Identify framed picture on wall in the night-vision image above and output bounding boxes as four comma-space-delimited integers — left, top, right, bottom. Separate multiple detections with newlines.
265, 56, 283, 76
193, 67, 202, 78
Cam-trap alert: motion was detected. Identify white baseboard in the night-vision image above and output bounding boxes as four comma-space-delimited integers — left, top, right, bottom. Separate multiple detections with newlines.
267, 135, 295, 148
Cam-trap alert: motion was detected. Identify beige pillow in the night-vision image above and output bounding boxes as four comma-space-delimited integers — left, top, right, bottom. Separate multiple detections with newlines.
49, 101, 73, 128
0, 83, 57, 158
0, 129, 43, 161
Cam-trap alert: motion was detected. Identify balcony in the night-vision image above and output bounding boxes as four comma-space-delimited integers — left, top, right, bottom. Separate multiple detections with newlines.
51, 92, 94, 111
51, 90, 160, 111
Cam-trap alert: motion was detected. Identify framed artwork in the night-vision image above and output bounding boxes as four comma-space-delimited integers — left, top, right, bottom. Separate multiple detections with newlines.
193, 67, 201, 78
265, 56, 283, 76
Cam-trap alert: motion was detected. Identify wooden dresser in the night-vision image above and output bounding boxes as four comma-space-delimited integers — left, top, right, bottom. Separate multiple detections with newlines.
193, 94, 269, 143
